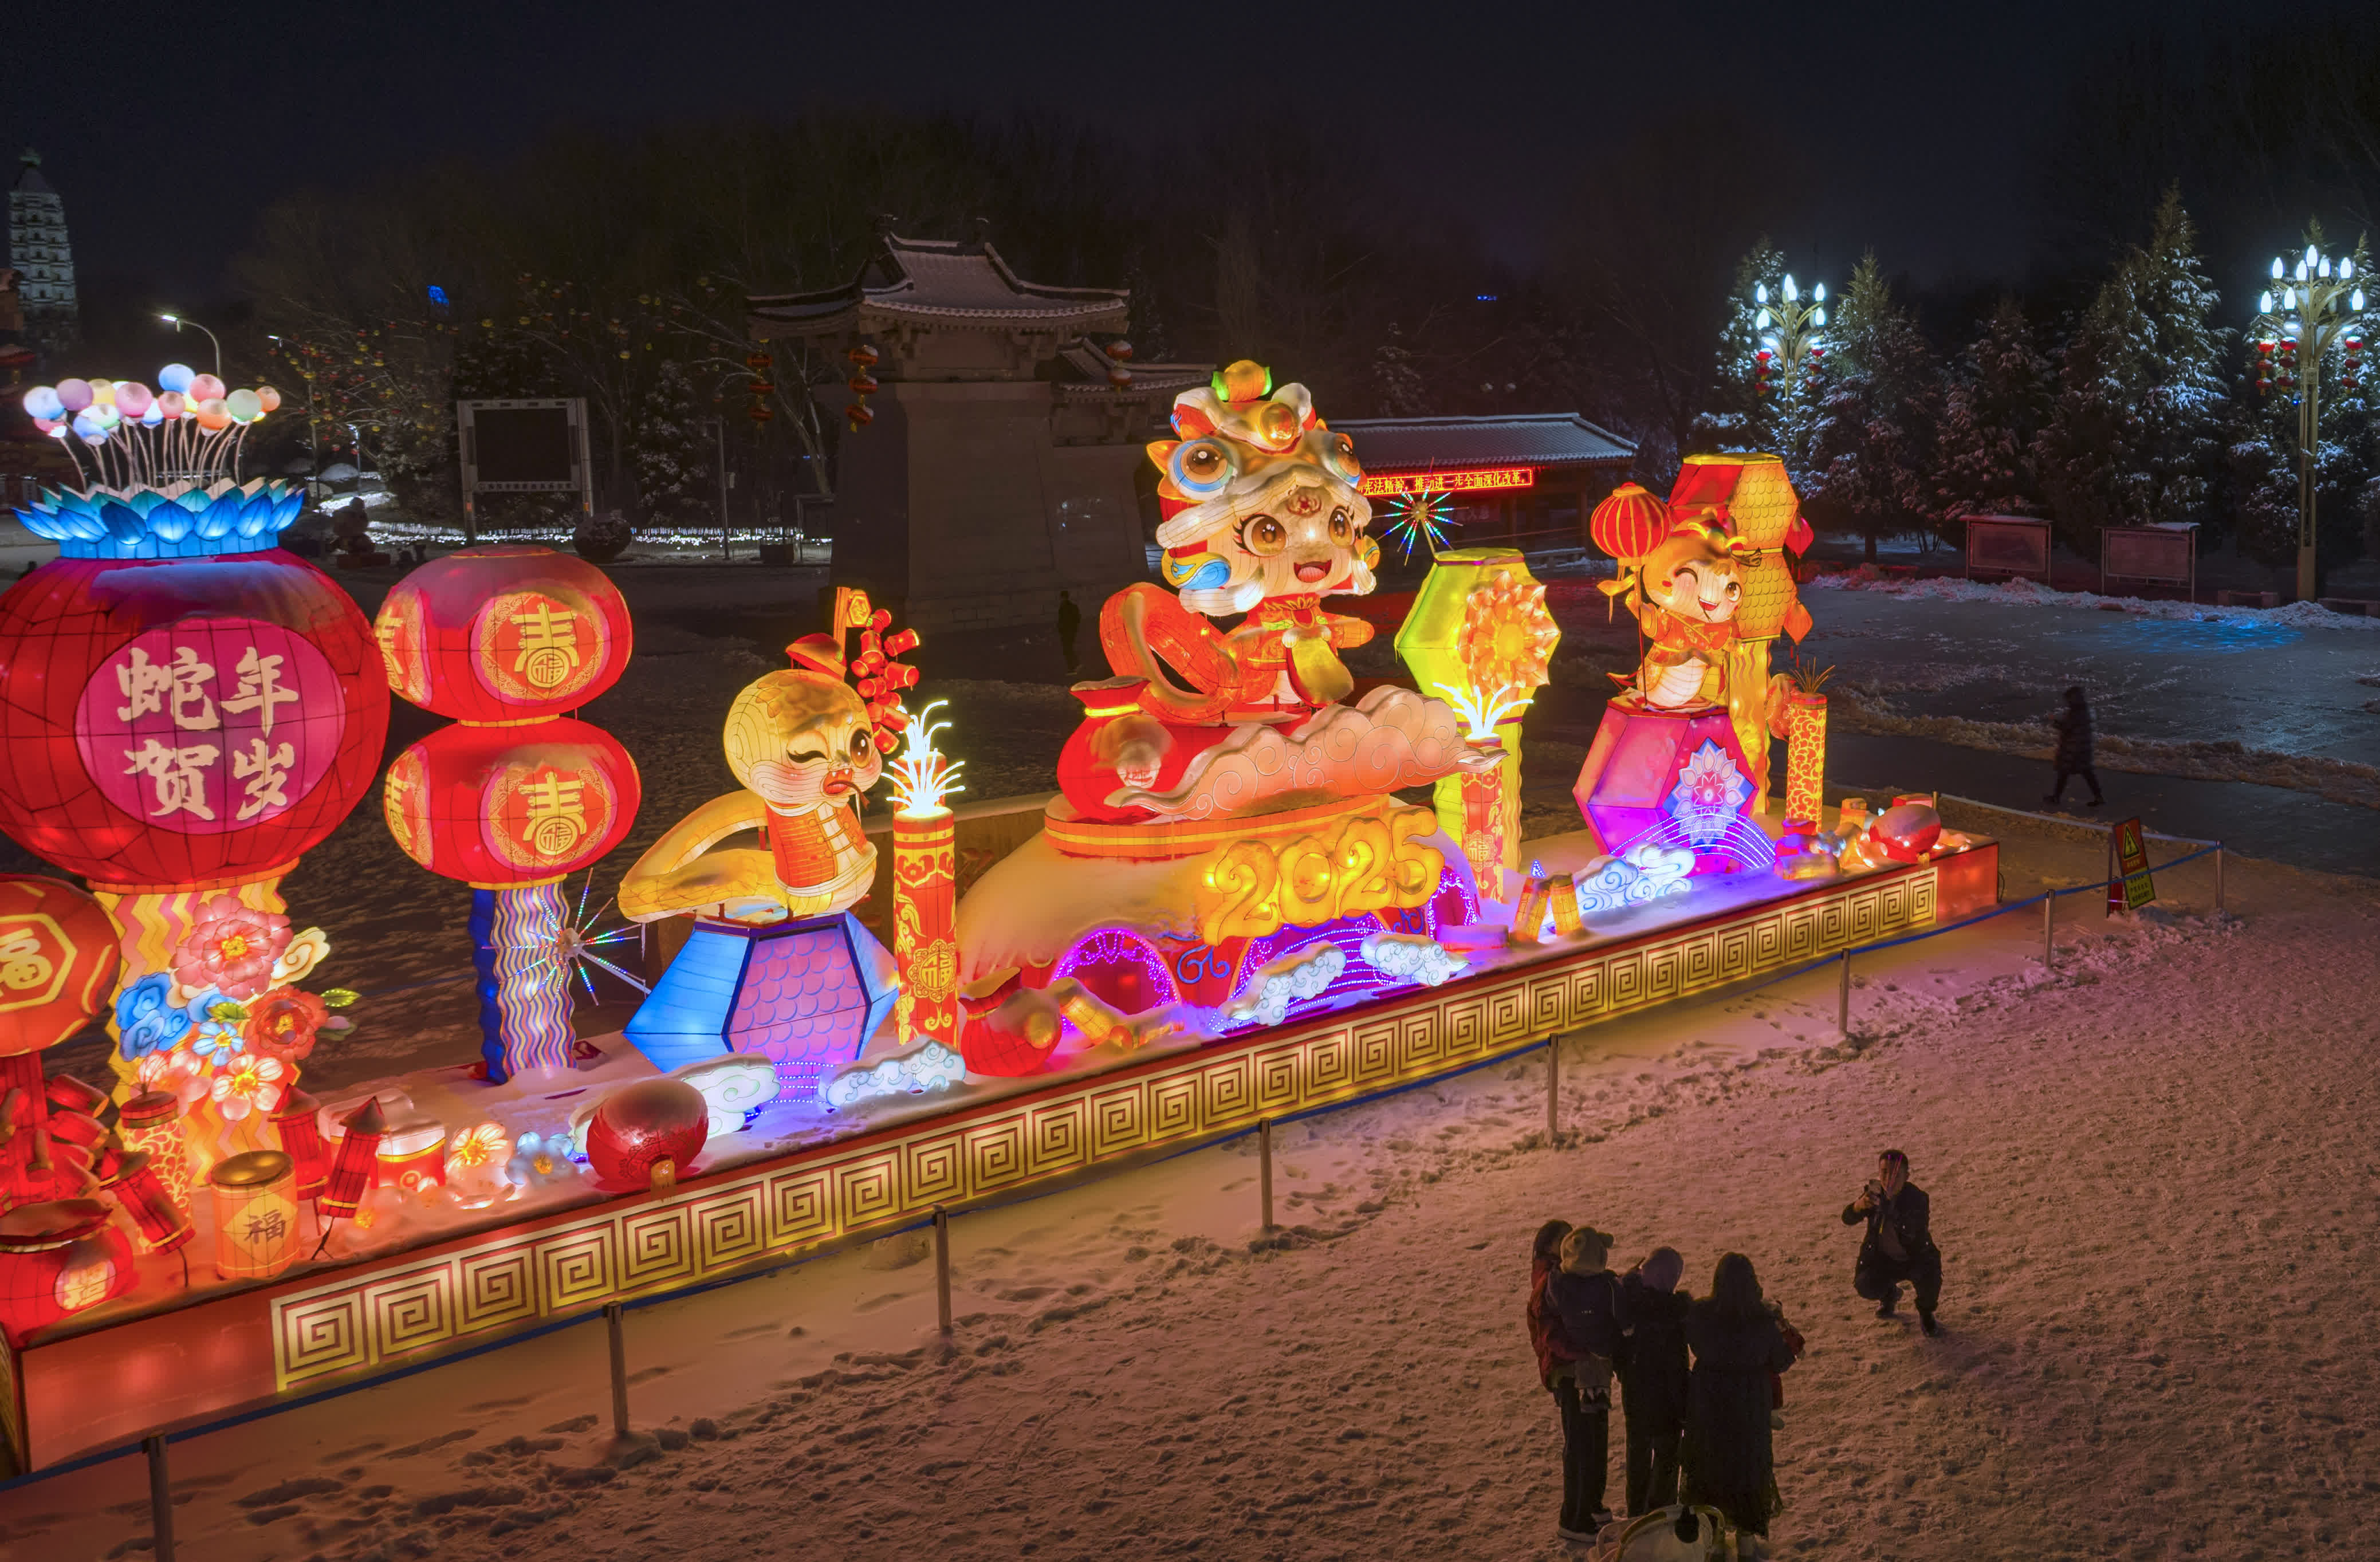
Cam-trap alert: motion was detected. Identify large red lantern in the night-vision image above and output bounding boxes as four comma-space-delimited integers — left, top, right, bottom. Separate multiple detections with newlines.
1589, 482, 1670, 562
377, 547, 640, 1083
0, 503, 388, 1104
373, 546, 632, 723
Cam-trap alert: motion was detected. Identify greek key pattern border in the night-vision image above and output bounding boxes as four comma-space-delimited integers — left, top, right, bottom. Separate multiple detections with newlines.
272, 864, 1936, 1390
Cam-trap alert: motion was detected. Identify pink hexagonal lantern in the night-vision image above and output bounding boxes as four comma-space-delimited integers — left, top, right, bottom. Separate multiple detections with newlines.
1572, 706, 1774, 875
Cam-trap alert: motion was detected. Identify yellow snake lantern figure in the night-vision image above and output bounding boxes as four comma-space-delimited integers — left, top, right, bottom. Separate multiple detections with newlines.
620, 599, 906, 925
1601, 511, 1760, 713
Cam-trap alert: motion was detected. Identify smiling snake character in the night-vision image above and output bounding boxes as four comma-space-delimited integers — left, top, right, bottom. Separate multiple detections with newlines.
619, 640, 887, 925
1601, 510, 1765, 711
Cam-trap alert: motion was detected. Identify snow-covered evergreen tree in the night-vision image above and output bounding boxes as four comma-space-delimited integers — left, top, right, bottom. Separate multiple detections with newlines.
1371, 322, 1431, 417
632, 361, 709, 526
1936, 297, 2052, 526
1805, 252, 1941, 561
2036, 187, 2228, 554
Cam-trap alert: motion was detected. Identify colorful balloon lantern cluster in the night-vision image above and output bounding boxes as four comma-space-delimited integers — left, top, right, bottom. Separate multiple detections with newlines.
19, 365, 282, 442
376, 546, 642, 1083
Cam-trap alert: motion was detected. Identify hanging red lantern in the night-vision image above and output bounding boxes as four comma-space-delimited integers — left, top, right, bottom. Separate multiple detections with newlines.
1590, 482, 1670, 562
847, 403, 875, 430
374, 546, 631, 725
848, 373, 880, 398
382, 718, 641, 887
0, 877, 120, 1056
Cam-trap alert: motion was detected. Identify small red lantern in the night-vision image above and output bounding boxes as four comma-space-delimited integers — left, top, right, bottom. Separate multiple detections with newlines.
1590, 482, 1670, 562
0, 877, 120, 1056
584, 1080, 707, 1191
374, 546, 631, 725
0, 1199, 135, 1345
383, 719, 640, 887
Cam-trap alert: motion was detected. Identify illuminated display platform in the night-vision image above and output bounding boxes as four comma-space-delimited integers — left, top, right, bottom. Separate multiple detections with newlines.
0, 830, 1991, 1473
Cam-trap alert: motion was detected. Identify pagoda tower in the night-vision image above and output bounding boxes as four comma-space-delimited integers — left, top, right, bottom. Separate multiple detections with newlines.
9, 151, 79, 362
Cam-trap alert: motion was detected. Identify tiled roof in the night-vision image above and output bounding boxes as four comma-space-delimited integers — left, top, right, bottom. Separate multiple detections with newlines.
1051, 343, 1212, 398
749, 234, 1129, 335
1328, 413, 1637, 473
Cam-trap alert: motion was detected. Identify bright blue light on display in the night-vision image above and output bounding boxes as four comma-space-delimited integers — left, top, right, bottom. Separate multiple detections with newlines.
427, 284, 450, 308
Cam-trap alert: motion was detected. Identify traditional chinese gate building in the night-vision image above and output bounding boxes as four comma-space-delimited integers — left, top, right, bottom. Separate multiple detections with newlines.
749, 230, 1209, 635
1329, 413, 1637, 560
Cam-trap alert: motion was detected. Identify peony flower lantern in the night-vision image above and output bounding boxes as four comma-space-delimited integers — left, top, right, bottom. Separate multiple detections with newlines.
376, 546, 641, 1083
3, 369, 385, 1126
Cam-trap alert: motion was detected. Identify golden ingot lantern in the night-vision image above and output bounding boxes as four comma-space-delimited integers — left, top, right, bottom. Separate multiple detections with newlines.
1394, 550, 1559, 888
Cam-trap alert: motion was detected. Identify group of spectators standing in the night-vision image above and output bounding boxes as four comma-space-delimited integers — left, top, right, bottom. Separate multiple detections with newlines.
1526, 1150, 1942, 1557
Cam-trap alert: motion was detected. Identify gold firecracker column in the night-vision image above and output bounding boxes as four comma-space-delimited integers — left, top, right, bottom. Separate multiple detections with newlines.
1784, 690, 1830, 828
892, 808, 959, 1046
1457, 739, 1509, 902
210, 1148, 300, 1281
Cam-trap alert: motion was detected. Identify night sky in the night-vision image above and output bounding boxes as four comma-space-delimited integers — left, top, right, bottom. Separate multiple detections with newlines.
0, 0, 2317, 309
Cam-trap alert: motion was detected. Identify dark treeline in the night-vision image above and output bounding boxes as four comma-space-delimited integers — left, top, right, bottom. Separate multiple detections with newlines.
222, 15, 2380, 581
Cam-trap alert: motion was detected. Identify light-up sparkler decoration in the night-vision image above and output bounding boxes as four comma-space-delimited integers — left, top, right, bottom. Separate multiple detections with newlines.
890, 701, 964, 1048
1439, 680, 1528, 902
1382, 490, 1453, 563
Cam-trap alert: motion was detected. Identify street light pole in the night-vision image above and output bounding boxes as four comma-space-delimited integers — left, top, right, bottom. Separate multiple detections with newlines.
1749, 272, 1829, 454
158, 314, 222, 381
2251, 241, 2370, 603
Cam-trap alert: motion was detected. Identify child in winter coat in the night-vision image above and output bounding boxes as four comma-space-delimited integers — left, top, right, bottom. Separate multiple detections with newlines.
1549, 1225, 1625, 1535
1616, 1247, 1691, 1516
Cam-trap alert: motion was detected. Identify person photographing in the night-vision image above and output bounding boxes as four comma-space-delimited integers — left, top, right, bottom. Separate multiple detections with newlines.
1842, 1149, 1942, 1336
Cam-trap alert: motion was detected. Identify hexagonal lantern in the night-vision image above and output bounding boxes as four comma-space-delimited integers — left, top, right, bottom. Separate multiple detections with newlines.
1572, 705, 1773, 875
624, 913, 898, 1101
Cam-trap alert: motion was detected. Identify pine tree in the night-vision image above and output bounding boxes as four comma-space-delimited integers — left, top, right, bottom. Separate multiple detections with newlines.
631, 361, 709, 528
1805, 252, 1941, 561
2036, 186, 2228, 554
1371, 322, 1430, 417
1936, 298, 2052, 526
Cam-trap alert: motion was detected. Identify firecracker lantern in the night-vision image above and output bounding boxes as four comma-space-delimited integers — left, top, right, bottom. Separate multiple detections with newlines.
0, 1199, 135, 1344
887, 703, 964, 1049
0, 458, 388, 1109
210, 1149, 299, 1280
98, 1147, 193, 1255
116, 1090, 194, 1213
269, 1085, 329, 1199
377, 548, 642, 1083
318, 1095, 384, 1221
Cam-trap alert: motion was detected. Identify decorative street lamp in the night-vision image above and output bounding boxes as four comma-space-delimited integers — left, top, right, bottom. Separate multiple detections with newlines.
1752, 274, 1828, 402
2250, 241, 2371, 602
158, 313, 223, 381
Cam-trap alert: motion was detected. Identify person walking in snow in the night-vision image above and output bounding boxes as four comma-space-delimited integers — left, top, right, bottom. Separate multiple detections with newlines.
1616, 1246, 1691, 1516
1527, 1221, 1590, 1539
1843, 1148, 1944, 1335
2044, 684, 2104, 807
1548, 1225, 1626, 1538
1683, 1253, 1796, 1557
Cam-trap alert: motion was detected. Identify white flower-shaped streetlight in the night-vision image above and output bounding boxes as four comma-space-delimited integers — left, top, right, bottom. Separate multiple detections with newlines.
2249, 239, 2371, 601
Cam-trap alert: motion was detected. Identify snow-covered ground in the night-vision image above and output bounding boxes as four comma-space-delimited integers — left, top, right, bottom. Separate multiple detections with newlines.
7, 822, 2371, 1561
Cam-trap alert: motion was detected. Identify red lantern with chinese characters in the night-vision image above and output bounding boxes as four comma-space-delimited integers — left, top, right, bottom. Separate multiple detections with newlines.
0, 877, 120, 1056
373, 546, 631, 725
0, 539, 387, 1100
383, 720, 639, 887
0, 1199, 135, 1345
378, 547, 640, 1083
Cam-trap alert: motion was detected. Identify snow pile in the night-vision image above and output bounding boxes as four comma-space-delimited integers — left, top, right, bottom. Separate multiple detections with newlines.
1806, 565, 2380, 631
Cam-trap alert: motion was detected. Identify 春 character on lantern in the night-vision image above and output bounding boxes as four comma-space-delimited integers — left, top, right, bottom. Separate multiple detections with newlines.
620, 591, 909, 1099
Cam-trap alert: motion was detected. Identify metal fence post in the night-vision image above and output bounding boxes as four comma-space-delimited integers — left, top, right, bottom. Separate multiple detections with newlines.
144, 1433, 175, 1562
933, 1206, 953, 1336
1258, 1120, 1274, 1233
1838, 949, 1851, 1037
2043, 892, 2055, 967
2214, 847, 2225, 914
1545, 1036, 1561, 1142
604, 1302, 630, 1438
